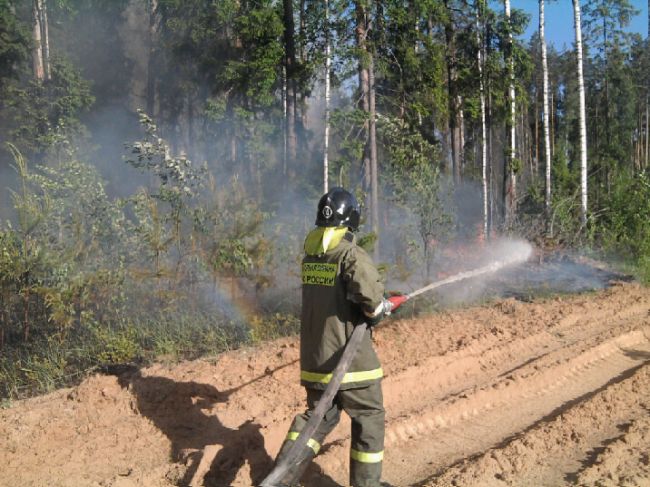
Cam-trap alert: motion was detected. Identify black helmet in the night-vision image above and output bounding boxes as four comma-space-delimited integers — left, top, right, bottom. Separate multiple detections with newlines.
315, 187, 361, 231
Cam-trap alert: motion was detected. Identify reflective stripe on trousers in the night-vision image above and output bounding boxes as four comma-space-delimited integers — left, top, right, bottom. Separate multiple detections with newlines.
277, 383, 384, 487
350, 448, 384, 463
300, 367, 383, 385
285, 431, 321, 454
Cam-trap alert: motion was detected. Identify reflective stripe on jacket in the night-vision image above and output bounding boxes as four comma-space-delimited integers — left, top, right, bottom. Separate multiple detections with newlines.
300, 227, 384, 390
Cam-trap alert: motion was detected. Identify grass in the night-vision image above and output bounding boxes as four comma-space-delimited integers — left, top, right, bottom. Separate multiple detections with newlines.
0, 311, 266, 400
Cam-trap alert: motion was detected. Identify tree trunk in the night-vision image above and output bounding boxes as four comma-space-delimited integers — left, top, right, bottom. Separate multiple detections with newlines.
39, 0, 50, 80
503, 0, 517, 226
283, 0, 298, 166
645, 95, 649, 170
534, 83, 539, 176
299, 0, 308, 131
147, 0, 159, 118
444, 0, 462, 184
477, 0, 488, 241
550, 87, 555, 158
487, 42, 494, 237
369, 47, 379, 243
460, 105, 465, 177
635, 105, 642, 171
603, 17, 610, 152
540, 0, 552, 217
283, 65, 288, 176
323, 0, 331, 193
573, 0, 588, 228
356, 2, 371, 191
31, 0, 44, 81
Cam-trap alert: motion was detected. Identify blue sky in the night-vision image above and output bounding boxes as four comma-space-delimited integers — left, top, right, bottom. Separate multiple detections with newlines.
515, 0, 648, 51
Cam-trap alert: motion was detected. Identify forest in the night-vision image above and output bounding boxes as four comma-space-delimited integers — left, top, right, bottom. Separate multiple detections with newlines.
0, 0, 648, 400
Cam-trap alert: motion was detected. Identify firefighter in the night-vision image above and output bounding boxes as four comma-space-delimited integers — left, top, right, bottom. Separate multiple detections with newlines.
272, 187, 402, 487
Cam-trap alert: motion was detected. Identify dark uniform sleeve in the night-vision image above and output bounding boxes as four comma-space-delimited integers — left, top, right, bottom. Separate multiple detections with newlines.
341, 245, 385, 317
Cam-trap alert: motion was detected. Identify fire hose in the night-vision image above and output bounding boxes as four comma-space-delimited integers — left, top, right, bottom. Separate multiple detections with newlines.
259, 255, 529, 486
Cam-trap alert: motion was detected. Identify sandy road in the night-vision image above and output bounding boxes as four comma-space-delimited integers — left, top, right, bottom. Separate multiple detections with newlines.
0, 282, 648, 487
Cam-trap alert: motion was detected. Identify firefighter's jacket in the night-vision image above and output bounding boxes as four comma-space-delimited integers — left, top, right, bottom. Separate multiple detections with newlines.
300, 226, 384, 391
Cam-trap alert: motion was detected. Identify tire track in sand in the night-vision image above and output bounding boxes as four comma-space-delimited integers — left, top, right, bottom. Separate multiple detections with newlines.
309, 291, 649, 486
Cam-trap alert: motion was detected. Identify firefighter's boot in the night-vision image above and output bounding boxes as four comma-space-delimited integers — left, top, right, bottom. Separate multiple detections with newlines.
270, 439, 317, 487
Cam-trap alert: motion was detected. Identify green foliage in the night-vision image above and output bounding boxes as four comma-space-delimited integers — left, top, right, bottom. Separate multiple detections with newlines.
3, 57, 94, 157
0, 0, 29, 92
1, 0, 649, 402
0, 121, 270, 398
151, 0, 287, 193
249, 312, 300, 342
92, 324, 140, 365
330, 107, 367, 187
597, 171, 650, 282
379, 115, 452, 278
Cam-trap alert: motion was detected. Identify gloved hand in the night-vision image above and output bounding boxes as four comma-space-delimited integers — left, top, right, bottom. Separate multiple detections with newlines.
365, 295, 408, 327
364, 298, 392, 327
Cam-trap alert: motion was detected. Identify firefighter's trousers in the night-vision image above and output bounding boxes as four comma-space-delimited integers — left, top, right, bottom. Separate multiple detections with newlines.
276, 381, 385, 487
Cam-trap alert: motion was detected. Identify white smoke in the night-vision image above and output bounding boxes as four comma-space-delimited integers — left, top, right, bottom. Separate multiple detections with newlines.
404, 238, 535, 307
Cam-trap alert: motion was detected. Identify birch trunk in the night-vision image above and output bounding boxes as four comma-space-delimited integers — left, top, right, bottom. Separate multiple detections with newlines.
540, 0, 552, 215
503, 0, 517, 226
572, 0, 588, 227
39, 0, 50, 80
323, 0, 331, 193
31, 0, 44, 81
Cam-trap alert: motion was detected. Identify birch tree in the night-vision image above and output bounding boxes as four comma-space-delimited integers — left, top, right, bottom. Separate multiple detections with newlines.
573, 0, 589, 227
323, 0, 331, 193
39, 0, 50, 80
540, 0, 552, 215
503, 0, 517, 226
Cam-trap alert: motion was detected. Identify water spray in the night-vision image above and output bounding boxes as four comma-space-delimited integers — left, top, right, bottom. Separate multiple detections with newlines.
260, 243, 532, 486
388, 250, 532, 310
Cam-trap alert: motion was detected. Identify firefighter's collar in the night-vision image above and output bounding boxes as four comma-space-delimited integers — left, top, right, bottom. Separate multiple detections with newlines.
304, 227, 349, 255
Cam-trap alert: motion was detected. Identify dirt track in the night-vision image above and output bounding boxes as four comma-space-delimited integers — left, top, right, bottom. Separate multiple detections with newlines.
1, 282, 649, 487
